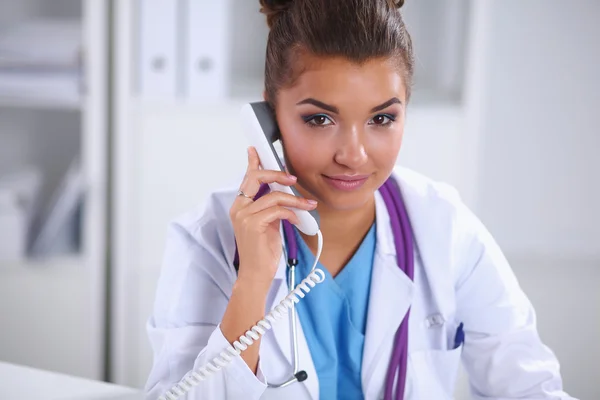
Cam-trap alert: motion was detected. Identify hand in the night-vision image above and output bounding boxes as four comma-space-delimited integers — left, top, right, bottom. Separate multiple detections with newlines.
229, 147, 318, 289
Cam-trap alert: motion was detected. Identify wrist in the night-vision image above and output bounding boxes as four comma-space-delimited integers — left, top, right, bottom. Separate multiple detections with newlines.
235, 269, 275, 294
233, 276, 272, 299
222, 278, 271, 344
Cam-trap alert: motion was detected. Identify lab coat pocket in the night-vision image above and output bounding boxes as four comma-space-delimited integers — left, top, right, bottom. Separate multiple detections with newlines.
409, 344, 463, 400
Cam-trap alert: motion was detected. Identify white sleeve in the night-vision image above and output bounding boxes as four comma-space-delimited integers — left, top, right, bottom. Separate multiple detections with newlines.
144, 219, 268, 400
454, 203, 577, 399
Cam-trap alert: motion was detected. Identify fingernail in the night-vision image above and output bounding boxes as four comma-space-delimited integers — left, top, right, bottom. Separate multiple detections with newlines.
307, 199, 318, 205
288, 174, 297, 180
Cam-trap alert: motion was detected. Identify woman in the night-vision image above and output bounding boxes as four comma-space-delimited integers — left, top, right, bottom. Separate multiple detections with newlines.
145, 0, 574, 399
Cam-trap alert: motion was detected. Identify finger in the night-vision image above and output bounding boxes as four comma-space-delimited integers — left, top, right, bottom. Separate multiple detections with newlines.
250, 206, 301, 228
247, 191, 317, 214
236, 169, 297, 208
236, 147, 271, 201
231, 148, 266, 215
247, 168, 297, 187
238, 147, 262, 197
247, 146, 260, 171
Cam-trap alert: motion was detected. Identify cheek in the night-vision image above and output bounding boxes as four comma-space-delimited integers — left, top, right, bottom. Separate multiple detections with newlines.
284, 137, 326, 174
280, 123, 330, 170
369, 126, 404, 165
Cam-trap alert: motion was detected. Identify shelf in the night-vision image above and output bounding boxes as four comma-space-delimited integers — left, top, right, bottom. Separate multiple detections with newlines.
0, 254, 85, 275
0, 95, 80, 111
0, 72, 81, 111
0, 0, 107, 383
0, 16, 83, 111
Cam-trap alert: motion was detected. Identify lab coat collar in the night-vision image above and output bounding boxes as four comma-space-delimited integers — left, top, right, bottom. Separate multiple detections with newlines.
272, 187, 396, 280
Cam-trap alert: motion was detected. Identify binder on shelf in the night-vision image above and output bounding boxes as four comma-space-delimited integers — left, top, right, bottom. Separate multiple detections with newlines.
138, 0, 179, 99
28, 157, 84, 258
184, 0, 230, 101
0, 168, 42, 262
0, 71, 80, 108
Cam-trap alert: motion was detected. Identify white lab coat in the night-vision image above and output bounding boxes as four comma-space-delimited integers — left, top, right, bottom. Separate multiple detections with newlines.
145, 167, 575, 400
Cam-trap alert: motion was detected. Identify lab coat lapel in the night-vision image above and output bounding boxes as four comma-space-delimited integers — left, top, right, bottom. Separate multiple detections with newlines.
393, 167, 456, 316
362, 191, 415, 398
264, 252, 319, 399
264, 263, 291, 363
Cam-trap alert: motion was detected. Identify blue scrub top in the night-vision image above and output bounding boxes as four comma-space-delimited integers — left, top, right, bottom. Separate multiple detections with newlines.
287, 223, 376, 399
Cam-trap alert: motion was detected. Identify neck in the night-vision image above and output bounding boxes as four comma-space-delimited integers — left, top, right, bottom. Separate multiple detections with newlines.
300, 196, 376, 268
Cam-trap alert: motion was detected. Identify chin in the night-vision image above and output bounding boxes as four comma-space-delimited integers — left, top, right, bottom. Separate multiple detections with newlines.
317, 187, 375, 212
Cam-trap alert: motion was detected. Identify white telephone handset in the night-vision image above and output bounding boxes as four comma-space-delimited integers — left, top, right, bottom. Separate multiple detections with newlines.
158, 102, 325, 400
240, 101, 320, 235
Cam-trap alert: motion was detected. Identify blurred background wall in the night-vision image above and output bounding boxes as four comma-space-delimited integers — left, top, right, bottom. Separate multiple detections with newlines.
0, 1, 597, 399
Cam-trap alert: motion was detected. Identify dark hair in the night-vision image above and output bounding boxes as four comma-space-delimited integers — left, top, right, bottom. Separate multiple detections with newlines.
259, 0, 414, 106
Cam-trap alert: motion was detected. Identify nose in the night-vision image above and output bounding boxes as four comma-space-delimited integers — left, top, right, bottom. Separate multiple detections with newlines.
333, 126, 368, 169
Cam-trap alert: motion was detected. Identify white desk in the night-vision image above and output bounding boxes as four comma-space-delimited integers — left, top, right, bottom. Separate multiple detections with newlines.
0, 361, 144, 400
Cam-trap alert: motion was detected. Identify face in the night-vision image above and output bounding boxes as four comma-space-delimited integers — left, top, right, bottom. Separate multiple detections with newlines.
272, 54, 407, 212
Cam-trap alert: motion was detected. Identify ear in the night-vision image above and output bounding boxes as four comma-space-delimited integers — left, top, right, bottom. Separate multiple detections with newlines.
263, 90, 268, 101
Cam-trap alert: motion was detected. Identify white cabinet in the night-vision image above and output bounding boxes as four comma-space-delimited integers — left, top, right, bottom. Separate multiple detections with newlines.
0, 0, 108, 381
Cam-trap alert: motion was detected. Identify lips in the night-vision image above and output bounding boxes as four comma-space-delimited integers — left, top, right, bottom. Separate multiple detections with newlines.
322, 174, 371, 191
325, 174, 371, 181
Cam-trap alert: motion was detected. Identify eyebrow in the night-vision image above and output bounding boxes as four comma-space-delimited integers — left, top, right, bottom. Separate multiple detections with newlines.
296, 97, 402, 114
371, 97, 402, 113
296, 98, 339, 114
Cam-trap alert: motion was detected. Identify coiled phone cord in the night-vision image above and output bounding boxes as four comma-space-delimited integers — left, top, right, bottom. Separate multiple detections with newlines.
159, 230, 325, 400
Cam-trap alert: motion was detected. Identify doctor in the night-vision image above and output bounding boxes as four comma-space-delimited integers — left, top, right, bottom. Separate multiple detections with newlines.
145, 0, 575, 399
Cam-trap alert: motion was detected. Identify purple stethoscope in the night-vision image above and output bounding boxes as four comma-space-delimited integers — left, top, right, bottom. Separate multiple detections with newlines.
233, 177, 414, 399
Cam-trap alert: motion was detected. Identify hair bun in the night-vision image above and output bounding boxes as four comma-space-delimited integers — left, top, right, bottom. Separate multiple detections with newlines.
260, 0, 294, 28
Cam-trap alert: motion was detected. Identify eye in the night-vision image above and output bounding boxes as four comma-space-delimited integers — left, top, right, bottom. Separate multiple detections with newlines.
304, 114, 334, 127
369, 114, 396, 126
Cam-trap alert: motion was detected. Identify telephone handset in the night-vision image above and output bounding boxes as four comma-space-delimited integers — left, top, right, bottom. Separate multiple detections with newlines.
158, 102, 325, 400
240, 101, 320, 235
